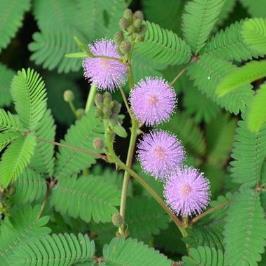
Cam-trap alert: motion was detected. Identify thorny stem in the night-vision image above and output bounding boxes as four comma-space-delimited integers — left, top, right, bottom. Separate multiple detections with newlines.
85, 84, 97, 113
191, 201, 229, 224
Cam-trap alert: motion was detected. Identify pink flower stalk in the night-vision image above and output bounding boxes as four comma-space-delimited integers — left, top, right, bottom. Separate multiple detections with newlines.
83, 39, 127, 91
137, 130, 185, 179
164, 167, 210, 216
130, 77, 176, 126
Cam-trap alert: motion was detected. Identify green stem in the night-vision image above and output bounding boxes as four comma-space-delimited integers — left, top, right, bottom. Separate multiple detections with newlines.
170, 67, 187, 86
119, 87, 133, 120
118, 118, 139, 235
69, 101, 77, 117
85, 84, 97, 113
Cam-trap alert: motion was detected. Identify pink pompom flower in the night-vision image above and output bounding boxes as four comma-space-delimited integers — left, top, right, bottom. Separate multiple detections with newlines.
130, 77, 176, 126
164, 167, 210, 217
137, 130, 185, 179
83, 39, 127, 91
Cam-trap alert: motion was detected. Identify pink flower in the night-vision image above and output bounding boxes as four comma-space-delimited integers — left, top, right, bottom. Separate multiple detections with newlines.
137, 130, 185, 179
130, 77, 176, 126
164, 167, 210, 216
83, 39, 127, 91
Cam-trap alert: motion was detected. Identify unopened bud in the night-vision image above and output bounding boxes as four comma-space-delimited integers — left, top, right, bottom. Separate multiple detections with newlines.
95, 93, 103, 107
133, 18, 142, 30
114, 31, 124, 44
112, 101, 121, 115
63, 90, 74, 102
112, 213, 124, 227
127, 25, 134, 34
119, 41, 132, 54
123, 9, 133, 20
103, 92, 112, 106
119, 17, 130, 30
93, 138, 104, 150
103, 106, 112, 119
133, 10, 144, 20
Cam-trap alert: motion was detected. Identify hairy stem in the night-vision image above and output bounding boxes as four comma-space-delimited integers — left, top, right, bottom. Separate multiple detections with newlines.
85, 84, 97, 113
118, 118, 139, 235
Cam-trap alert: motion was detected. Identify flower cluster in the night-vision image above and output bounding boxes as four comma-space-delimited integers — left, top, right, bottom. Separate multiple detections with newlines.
83, 36, 210, 217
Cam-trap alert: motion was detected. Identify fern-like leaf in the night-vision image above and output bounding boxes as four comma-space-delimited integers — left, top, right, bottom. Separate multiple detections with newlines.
187, 54, 252, 114
247, 84, 266, 133
134, 21, 191, 67
11, 68, 47, 130
54, 108, 104, 179
242, 18, 266, 54
217, 60, 266, 96
0, 64, 14, 107
126, 196, 169, 240
102, 238, 172, 266
11, 233, 95, 266
29, 109, 55, 175
182, 246, 224, 266
224, 187, 266, 266
0, 134, 36, 188
50, 175, 120, 223
0, 206, 50, 265
0, 109, 22, 132
204, 20, 261, 62
230, 120, 266, 186
182, 0, 225, 53
0, 131, 19, 152
13, 168, 47, 204
0, 0, 30, 52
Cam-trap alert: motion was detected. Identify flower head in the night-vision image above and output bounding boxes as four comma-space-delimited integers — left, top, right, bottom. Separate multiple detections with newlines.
137, 130, 184, 179
164, 167, 210, 216
83, 39, 127, 91
130, 77, 176, 126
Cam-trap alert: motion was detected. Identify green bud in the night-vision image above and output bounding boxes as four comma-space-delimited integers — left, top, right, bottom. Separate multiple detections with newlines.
95, 93, 103, 107
96, 108, 103, 118
76, 108, 85, 119
93, 137, 104, 150
63, 90, 74, 102
103, 106, 112, 119
119, 41, 132, 54
112, 101, 122, 115
136, 33, 145, 42
140, 24, 147, 34
123, 9, 133, 20
103, 92, 112, 106
127, 25, 135, 34
133, 18, 142, 30
114, 31, 124, 44
112, 213, 124, 227
119, 17, 130, 30
133, 10, 144, 20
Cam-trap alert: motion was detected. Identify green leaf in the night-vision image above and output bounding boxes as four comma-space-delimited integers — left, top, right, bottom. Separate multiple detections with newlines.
13, 168, 47, 204
126, 196, 169, 240
230, 120, 266, 186
240, 0, 266, 17
0, 206, 50, 265
182, 246, 224, 266
182, 0, 225, 53
0, 109, 22, 132
135, 21, 191, 67
11, 233, 95, 266
242, 18, 266, 54
187, 54, 253, 114
224, 187, 266, 266
11, 68, 47, 130
0, 131, 19, 152
204, 20, 261, 62
102, 238, 172, 266
50, 175, 120, 223
0, 64, 15, 107
0, 134, 37, 188
217, 60, 266, 96
54, 108, 104, 179
0, 0, 30, 52
247, 84, 266, 133
29, 109, 55, 175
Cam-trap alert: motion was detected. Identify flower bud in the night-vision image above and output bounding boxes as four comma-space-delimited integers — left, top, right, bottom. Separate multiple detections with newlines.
112, 213, 124, 227
127, 25, 135, 34
63, 90, 74, 102
103, 106, 112, 119
111, 101, 121, 115
95, 93, 103, 108
114, 31, 124, 44
93, 137, 104, 150
119, 17, 130, 30
103, 92, 112, 106
133, 10, 144, 20
133, 18, 142, 30
123, 9, 133, 20
119, 41, 132, 54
